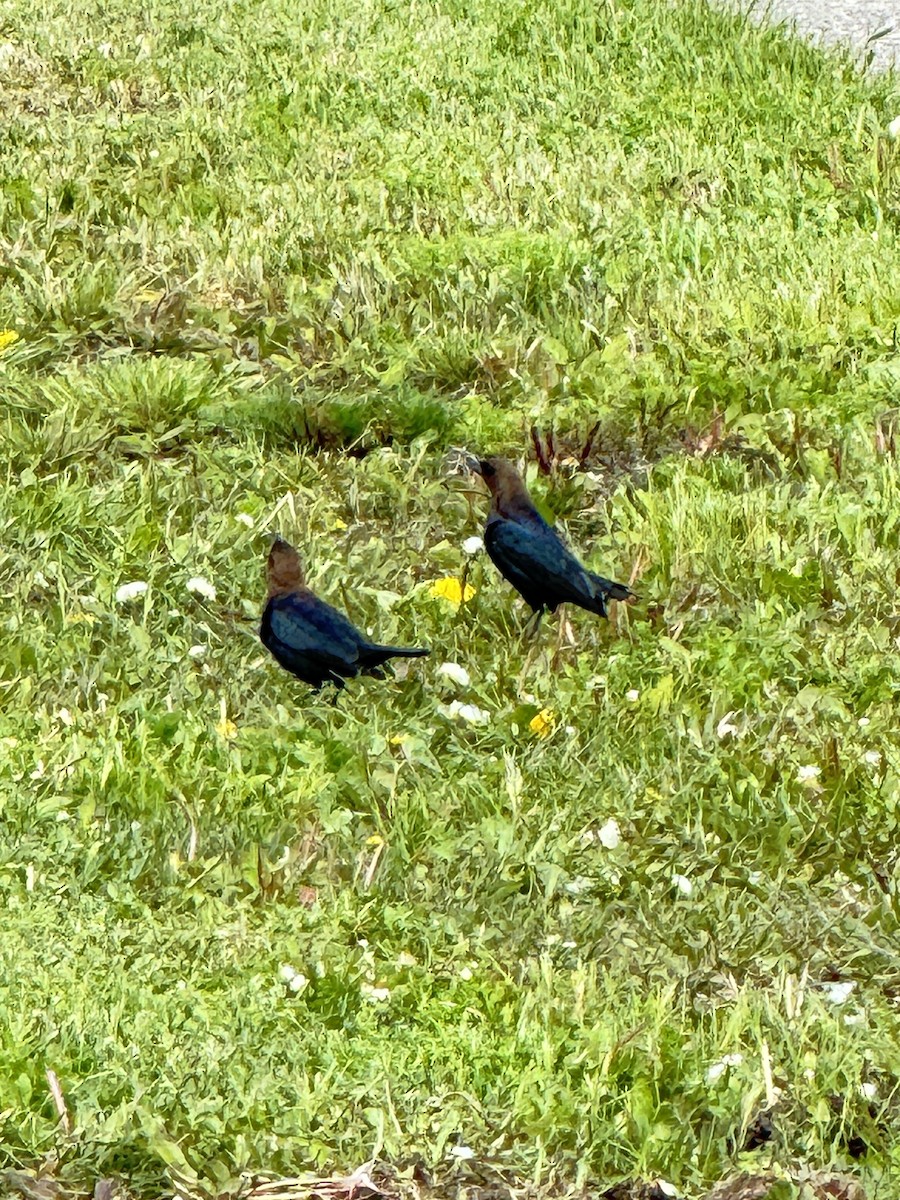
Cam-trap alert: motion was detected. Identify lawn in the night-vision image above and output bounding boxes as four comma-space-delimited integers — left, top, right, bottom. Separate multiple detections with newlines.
2, 0, 900, 1197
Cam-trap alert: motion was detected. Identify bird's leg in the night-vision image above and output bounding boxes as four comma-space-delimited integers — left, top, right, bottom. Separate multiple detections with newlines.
454, 559, 471, 628
516, 608, 544, 689
522, 608, 543, 640
552, 604, 575, 670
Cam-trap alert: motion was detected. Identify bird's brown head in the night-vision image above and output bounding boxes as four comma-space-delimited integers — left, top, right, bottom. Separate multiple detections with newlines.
266, 535, 307, 597
469, 455, 533, 516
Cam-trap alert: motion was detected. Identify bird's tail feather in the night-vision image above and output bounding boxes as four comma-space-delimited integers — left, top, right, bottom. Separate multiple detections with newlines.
368, 645, 430, 659
590, 574, 635, 603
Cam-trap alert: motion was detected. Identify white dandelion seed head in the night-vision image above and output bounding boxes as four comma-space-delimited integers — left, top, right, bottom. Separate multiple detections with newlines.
186, 576, 217, 601
437, 662, 471, 688
442, 700, 490, 725
820, 980, 855, 1005
462, 535, 484, 555
115, 580, 148, 604
361, 984, 391, 1002
597, 818, 621, 850
188, 644, 208, 659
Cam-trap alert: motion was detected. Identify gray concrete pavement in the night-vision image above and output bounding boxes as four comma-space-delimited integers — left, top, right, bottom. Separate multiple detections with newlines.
760, 0, 900, 70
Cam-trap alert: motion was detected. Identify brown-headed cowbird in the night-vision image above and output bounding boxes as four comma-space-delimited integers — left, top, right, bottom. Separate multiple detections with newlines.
470, 456, 634, 622
260, 536, 429, 691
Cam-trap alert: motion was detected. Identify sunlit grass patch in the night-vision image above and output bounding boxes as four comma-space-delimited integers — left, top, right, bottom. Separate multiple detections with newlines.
2, 0, 900, 1195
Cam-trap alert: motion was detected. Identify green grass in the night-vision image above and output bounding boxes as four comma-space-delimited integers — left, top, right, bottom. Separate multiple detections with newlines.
3, 0, 900, 1196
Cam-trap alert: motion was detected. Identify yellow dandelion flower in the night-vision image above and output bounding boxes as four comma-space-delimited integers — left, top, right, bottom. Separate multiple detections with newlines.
66, 612, 97, 625
365, 834, 384, 848
215, 698, 237, 740
0, 330, 19, 353
529, 707, 556, 738
429, 576, 476, 606
333, 518, 348, 531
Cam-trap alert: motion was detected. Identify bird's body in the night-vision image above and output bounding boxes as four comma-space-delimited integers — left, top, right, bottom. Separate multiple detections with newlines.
260, 537, 429, 691
473, 457, 634, 619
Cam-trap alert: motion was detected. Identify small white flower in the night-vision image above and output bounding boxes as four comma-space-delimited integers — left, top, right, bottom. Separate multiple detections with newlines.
288, 973, 309, 993
857, 717, 871, 728
115, 580, 148, 603
458, 966, 473, 981
748, 871, 763, 885
672, 873, 693, 896
843, 1009, 866, 1026
56, 810, 71, 822
186, 576, 217, 601
397, 951, 417, 967
97, 41, 113, 57
561, 940, 577, 949
188, 644, 208, 659
888, 115, 900, 139
361, 984, 391, 1002
55, 708, 74, 727
565, 875, 592, 895
820, 980, 855, 1005
462, 535, 484, 555
625, 688, 640, 702
796, 764, 821, 783
706, 1053, 743, 1083
443, 700, 491, 725
716, 711, 739, 738
278, 963, 298, 982
437, 662, 471, 688
860, 1081, 878, 1100
597, 818, 621, 850
235, 513, 255, 528
450, 1145, 475, 1161
864, 750, 882, 767
656, 1183, 679, 1199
